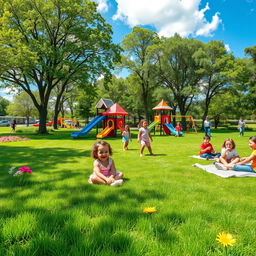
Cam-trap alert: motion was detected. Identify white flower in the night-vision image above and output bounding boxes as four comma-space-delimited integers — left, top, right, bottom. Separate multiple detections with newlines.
8, 166, 16, 174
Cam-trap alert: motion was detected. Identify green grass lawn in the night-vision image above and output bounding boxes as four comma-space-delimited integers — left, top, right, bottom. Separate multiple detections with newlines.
0, 127, 256, 256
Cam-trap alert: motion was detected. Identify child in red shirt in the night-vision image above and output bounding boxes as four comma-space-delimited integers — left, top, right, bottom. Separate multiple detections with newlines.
200, 135, 220, 159
175, 122, 182, 137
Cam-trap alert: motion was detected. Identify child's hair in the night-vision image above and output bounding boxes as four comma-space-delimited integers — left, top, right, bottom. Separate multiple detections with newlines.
222, 138, 236, 149
91, 140, 112, 159
203, 135, 211, 140
125, 124, 130, 132
138, 119, 147, 128
249, 136, 256, 143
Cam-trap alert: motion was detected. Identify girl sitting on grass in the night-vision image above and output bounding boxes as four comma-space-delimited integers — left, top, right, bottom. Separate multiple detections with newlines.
214, 138, 240, 170
226, 136, 256, 172
88, 141, 124, 186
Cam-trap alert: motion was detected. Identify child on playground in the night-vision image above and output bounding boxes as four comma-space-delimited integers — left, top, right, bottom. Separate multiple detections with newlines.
214, 138, 240, 170
138, 119, 154, 157
122, 125, 132, 150
200, 135, 220, 159
88, 141, 124, 186
175, 122, 182, 137
225, 136, 256, 172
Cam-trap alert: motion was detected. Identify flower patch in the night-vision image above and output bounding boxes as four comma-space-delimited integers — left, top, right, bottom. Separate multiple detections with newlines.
0, 136, 30, 143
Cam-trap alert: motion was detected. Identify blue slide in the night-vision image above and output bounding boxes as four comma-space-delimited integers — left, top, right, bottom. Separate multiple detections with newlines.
165, 123, 183, 136
71, 115, 106, 138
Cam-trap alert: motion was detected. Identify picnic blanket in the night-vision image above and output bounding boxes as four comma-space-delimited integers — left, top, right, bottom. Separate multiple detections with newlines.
190, 155, 215, 161
192, 163, 256, 178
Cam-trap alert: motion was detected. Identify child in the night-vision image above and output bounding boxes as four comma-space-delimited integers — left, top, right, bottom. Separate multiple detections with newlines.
226, 136, 256, 172
215, 138, 240, 170
138, 119, 154, 157
175, 122, 182, 137
88, 141, 124, 186
200, 135, 220, 159
122, 125, 132, 150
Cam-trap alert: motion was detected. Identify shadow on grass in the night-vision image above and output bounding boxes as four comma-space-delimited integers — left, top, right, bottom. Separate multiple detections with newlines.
0, 144, 90, 196
0, 179, 174, 255
144, 154, 167, 156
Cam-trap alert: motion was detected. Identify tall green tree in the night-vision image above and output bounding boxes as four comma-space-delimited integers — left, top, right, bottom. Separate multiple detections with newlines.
121, 27, 159, 121
193, 40, 235, 128
0, 96, 9, 115
152, 34, 204, 118
0, 0, 120, 134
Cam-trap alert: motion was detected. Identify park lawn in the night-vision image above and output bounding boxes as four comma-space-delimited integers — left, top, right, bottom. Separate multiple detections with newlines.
0, 127, 256, 256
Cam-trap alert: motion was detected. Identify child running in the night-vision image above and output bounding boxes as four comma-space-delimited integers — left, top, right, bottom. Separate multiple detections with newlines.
138, 119, 154, 157
122, 125, 132, 150
214, 138, 240, 170
200, 135, 220, 159
88, 141, 124, 186
226, 136, 256, 172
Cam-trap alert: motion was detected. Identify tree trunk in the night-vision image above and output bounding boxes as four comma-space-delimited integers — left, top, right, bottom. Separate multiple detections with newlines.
53, 110, 60, 130
38, 107, 48, 134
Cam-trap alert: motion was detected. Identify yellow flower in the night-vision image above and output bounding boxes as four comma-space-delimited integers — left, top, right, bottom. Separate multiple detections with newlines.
143, 207, 157, 214
216, 232, 236, 247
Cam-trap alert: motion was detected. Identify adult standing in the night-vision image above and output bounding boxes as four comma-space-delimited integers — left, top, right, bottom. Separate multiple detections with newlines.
204, 116, 211, 137
238, 117, 245, 137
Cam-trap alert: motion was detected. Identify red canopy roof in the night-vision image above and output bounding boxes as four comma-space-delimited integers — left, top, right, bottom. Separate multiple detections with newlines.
102, 103, 128, 116
152, 99, 173, 110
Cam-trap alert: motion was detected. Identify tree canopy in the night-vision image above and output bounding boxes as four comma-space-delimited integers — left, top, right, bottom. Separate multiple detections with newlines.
0, 0, 120, 133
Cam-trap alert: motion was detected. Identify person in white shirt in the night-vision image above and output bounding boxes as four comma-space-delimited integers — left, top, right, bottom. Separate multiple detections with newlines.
203, 116, 211, 137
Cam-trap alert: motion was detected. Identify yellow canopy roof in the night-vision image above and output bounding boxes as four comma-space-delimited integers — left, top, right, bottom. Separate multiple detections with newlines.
152, 100, 173, 110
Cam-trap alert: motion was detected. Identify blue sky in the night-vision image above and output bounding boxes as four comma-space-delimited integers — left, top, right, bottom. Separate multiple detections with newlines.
1, 0, 256, 101
97, 0, 256, 58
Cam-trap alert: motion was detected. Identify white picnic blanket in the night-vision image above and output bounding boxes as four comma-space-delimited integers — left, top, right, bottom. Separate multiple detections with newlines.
192, 163, 256, 178
190, 155, 215, 161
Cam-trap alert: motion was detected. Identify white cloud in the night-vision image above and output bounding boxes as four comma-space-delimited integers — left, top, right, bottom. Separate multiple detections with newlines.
0, 88, 18, 102
224, 44, 230, 52
113, 0, 221, 37
95, 0, 109, 12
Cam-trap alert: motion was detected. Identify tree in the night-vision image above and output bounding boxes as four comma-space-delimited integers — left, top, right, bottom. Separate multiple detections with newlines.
208, 90, 242, 128
121, 27, 159, 121
0, 0, 120, 134
75, 88, 97, 123
193, 40, 235, 128
7, 91, 38, 124
152, 34, 204, 127
0, 96, 9, 115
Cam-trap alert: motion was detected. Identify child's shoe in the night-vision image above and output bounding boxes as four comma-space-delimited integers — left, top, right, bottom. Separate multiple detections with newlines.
214, 162, 227, 170
110, 179, 124, 187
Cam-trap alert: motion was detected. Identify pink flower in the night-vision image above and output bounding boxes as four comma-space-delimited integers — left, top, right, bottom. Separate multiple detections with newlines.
19, 166, 33, 173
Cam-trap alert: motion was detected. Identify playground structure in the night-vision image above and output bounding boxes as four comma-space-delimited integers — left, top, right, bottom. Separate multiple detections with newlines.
32, 117, 78, 128
33, 121, 53, 127
71, 98, 128, 138
149, 100, 197, 135
58, 117, 78, 128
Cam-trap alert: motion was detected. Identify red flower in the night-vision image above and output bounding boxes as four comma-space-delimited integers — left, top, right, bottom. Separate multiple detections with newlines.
19, 166, 33, 173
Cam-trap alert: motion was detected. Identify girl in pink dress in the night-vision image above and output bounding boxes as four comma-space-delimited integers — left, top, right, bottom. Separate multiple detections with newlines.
137, 119, 154, 157
88, 141, 124, 186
